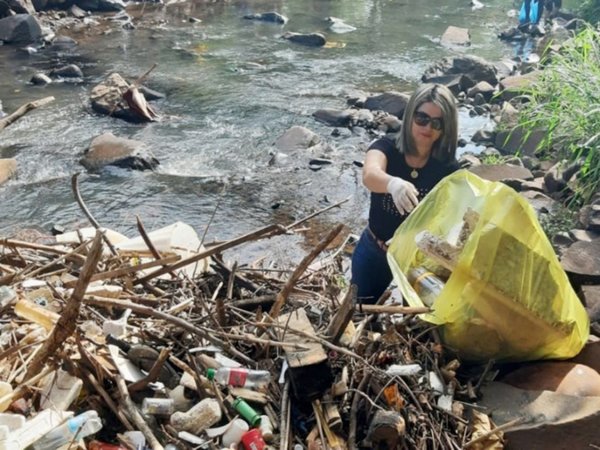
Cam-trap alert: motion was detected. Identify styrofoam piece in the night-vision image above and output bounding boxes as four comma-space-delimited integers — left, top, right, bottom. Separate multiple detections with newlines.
103, 309, 131, 337
0, 414, 25, 431
56, 227, 128, 246
40, 369, 83, 411
386, 364, 423, 377
108, 345, 145, 382
114, 221, 212, 276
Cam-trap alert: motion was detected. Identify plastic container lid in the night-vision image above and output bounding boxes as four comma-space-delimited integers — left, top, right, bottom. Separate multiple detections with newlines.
206, 368, 215, 380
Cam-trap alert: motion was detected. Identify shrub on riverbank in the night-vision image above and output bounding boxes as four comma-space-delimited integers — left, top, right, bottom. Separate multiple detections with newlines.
579, 0, 600, 24
517, 26, 600, 205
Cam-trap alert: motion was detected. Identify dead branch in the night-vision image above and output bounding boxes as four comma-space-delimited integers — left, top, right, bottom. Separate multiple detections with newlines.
24, 231, 103, 380
0, 96, 55, 131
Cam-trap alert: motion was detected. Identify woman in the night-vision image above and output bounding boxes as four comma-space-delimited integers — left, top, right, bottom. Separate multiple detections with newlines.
351, 83, 459, 304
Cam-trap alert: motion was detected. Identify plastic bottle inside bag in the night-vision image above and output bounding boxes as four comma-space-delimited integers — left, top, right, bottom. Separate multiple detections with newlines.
407, 267, 445, 307
206, 367, 270, 390
31, 410, 102, 450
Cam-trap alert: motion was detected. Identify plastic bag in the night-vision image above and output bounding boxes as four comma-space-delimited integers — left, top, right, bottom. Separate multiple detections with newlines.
387, 170, 589, 362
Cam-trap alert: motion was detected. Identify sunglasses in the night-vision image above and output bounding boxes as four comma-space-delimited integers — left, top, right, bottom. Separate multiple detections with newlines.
413, 111, 444, 131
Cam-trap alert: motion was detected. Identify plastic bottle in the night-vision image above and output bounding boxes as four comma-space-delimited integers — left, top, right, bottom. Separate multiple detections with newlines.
31, 410, 102, 450
206, 367, 270, 389
14, 299, 60, 332
406, 267, 445, 307
141, 398, 175, 416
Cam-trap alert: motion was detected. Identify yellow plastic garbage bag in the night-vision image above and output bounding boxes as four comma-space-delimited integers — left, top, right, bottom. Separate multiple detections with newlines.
388, 170, 589, 362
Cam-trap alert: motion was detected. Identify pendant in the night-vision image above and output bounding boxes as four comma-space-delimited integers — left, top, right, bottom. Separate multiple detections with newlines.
411, 169, 418, 179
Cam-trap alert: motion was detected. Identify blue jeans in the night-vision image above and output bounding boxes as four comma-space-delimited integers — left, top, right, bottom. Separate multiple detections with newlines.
351, 229, 393, 304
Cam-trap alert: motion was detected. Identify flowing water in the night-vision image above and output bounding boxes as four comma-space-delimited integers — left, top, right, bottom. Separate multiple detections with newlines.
0, 0, 524, 262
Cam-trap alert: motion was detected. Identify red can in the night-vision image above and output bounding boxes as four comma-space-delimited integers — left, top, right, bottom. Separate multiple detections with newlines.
241, 429, 266, 450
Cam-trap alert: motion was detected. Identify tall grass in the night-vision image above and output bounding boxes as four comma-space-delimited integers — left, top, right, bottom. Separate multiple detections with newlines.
516, 26, 600, 205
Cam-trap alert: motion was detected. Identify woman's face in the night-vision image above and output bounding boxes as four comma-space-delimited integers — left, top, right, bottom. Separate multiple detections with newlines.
410, 101, 443, 153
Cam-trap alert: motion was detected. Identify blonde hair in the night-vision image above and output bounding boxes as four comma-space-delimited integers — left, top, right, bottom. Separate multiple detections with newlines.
395, 83, 458, 163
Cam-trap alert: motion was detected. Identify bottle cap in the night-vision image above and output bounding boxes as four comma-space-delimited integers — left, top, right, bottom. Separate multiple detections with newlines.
232, 398, 262, 427
241, 429, 265, 450
206, 368, 216, 380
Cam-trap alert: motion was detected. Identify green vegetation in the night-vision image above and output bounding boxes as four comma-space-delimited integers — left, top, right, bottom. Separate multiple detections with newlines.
578, 0, 600, 24
539, 206, 577, 246
479, 153, 505, 165
516, 26, 600, 205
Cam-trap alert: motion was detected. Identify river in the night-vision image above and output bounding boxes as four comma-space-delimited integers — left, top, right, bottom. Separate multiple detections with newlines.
0, 0, 527, 262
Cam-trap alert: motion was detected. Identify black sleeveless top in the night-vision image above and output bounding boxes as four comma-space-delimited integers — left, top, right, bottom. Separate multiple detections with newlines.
367, 137, 459, 242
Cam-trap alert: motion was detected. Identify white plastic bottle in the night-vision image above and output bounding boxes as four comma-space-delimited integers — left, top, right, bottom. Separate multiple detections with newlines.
31, 410, 102, 450
206, 367, 270, 389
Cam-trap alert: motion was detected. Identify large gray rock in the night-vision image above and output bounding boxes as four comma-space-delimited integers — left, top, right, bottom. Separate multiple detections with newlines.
561, 239, 600, 281
274, 126, 320, 152
49, 64, 83, 78
244, 11, 287, 24
494, 127, 545, 157
499, 71, 541, 101
363, 92, 410, 118
80, 132, 158, 171
312, 109, 353, 127
468, 163, 533, 182
281, 32, 326, 47
422, 55, 498, 89
440, 26, 470, 47
0, 14, 41, 44
75, 0, 124, 11
90, 73, 157, 123
7, 0, 35, 14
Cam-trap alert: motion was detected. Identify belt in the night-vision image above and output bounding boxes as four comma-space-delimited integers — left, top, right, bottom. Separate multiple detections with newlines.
367, 227, 389, 252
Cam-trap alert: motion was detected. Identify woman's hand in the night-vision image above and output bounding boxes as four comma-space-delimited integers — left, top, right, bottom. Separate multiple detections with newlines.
386, 177, 419, 214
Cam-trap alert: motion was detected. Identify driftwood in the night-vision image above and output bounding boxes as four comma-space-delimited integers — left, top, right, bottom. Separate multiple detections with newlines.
0, 96, 55, 132
24, 231, 103, 380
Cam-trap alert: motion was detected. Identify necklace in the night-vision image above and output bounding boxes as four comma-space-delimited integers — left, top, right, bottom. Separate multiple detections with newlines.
410, 169, 419, 179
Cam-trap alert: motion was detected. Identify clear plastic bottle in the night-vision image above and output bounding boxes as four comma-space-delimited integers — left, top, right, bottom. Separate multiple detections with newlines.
407, 267, 445, 307
14, 299, 60, 332
31, 410, 102, 450
206, 368, 270, 389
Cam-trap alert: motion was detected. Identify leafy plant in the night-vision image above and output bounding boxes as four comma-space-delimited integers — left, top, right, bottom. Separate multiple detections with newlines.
515, 26, 600, 205
479, 153, 505, 165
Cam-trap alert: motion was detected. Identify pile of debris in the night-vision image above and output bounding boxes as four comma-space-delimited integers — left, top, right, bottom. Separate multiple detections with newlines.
0, 189, 502, 450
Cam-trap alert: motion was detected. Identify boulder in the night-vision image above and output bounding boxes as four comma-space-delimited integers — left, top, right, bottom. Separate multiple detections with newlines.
467, 81, 495, 101
75, 0, 124, 11
422, 55, 498, 88
0, 14, 41, 44
520, 190, 559, 216
501, 362, 600, 397
458, 153, 481, 168
281, 32, 326, 47
274, 126, 320, 152
30, 72, 51, 85
569, 229, 600, 243
0, 159, 17, 185
7, 0, 35, 14
579, 204, 600, 232
90, 73, 157, 123
580, 285, 600, 321
80, 132, 158, 171
468, 163, 533, 182
494, 127, 545, 157
377, 115, 402, 133
49, 64, 83, 78
326, 17, 356, 34
440, 26, 470, 47
363, 92, 410, 118
544, 160, 568, 194
243, 11, 287, 24
561, 239, 600, 282
480, 381, 600, 450
312, 109, 353, 127
499, 71, 541, 101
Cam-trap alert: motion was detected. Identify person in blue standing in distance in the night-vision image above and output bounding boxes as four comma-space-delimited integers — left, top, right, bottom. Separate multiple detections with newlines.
351, 84, 459, 304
